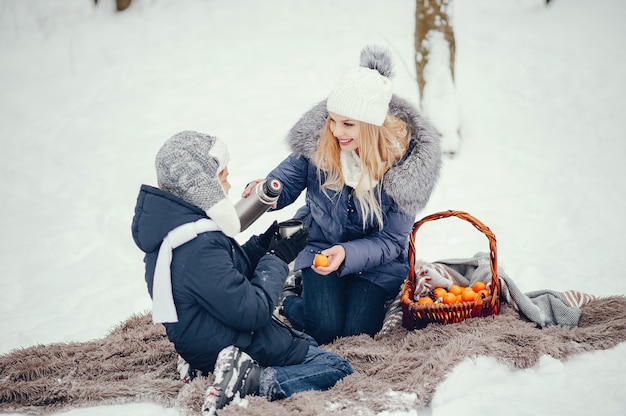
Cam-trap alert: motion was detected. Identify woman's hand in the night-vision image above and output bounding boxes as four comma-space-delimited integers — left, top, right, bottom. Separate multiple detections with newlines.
241, 179, 264, 198
242, 178, 277, 208
312, 245, 345, 276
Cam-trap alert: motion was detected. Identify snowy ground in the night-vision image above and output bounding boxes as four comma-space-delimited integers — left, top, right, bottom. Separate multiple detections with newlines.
1, 0, 625, 415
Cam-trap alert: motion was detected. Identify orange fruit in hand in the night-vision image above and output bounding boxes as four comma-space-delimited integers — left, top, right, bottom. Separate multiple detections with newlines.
443, 292, 458, 304
418, 297, 434, 305
472, 282, 487, 293
448, 285, 464, 296
313, 253, 329, 267
433, 287, 447, 299
461, 288, 478, 302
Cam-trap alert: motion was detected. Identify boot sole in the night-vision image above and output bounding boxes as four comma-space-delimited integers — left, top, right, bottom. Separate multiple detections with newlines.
202, 346, 260, 415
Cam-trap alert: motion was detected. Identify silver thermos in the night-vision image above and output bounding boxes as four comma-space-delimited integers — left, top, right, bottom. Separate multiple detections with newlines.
234, 177, 283, 232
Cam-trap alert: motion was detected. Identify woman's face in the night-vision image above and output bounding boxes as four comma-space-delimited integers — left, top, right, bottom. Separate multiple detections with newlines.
328, 112, 360, 152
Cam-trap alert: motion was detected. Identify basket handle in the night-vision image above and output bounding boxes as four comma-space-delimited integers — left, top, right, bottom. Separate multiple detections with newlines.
407, 210, 500, 308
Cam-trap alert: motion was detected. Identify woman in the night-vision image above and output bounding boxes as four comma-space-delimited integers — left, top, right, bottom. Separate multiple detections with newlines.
244, 46, 441, 344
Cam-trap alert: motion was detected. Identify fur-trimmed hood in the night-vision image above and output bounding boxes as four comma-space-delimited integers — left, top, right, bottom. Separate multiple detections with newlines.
284, 95, 442, 217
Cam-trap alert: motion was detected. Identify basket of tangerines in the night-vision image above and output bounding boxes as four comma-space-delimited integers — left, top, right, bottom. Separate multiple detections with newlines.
401, 210, 501, 328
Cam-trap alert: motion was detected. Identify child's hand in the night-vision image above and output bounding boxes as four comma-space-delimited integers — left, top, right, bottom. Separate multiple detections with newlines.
312, 245, 345, 275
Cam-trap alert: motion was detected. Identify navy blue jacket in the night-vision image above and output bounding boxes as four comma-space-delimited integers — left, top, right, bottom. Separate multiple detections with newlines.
269, 154, 414, 297
131, 185, 308, 372
268, 97, 442, 297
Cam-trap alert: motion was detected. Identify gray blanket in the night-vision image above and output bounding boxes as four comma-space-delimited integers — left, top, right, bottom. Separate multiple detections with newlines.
378, 252, 596, 337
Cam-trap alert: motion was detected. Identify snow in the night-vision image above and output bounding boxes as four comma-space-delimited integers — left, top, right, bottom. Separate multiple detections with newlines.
1, 0, 625, 415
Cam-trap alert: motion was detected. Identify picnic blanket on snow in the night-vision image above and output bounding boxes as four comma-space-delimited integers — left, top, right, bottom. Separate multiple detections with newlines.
377, 252, 596, 338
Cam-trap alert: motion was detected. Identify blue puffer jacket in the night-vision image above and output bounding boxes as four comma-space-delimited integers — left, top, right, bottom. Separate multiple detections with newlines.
268, 96, 441, 297
131, 185, 309, 372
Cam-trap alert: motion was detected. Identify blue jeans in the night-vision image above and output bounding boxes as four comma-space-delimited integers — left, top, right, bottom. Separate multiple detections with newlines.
282, 268, 388, 345
259, 334, 353, 401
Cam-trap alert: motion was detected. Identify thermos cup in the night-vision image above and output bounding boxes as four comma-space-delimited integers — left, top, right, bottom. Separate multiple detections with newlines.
278, 219, 304, 238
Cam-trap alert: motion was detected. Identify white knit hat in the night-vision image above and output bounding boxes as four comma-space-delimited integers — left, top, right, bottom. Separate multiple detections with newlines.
326, 45, 394, 126
155, 131, 241, 237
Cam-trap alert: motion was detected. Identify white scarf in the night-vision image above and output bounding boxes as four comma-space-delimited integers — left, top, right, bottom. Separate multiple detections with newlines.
152, 218, 220, 324
340, 150, 378, 191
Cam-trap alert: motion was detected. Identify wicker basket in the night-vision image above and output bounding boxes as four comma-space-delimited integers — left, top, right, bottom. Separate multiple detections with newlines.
401, 210, 501, 328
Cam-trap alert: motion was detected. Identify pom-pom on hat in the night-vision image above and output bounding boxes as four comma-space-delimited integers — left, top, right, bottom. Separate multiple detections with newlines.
326, 45, 394, 126
155, 130, 240, 237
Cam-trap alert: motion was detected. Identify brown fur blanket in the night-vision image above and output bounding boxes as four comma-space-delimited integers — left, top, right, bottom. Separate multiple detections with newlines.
1, 297, 625, 415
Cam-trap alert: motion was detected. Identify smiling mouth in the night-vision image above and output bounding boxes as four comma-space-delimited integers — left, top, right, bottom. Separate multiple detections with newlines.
338, 138, 353, 146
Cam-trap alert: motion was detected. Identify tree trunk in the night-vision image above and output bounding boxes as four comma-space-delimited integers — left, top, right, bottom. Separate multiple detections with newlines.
415, 0, 455, 99
116, 0, 131, 12
415, 0, 460, 156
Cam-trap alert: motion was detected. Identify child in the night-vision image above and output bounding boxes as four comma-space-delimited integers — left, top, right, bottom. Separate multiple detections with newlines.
131, 131, 353, 415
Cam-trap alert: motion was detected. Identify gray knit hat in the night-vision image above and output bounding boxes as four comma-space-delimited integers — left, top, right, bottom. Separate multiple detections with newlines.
155, 131, 240, 237
326, 45, 394, 126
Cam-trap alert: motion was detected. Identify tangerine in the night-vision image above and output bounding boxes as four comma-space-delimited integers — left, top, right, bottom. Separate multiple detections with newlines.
433, 287, 448, 299
461, 288, 478, 302
476, 289, 490, 298
443, 292, 458, 304
472, 281, 487, 292
448, 285, 464, 296
313, 253, 329, 267
418, 297, 434, 305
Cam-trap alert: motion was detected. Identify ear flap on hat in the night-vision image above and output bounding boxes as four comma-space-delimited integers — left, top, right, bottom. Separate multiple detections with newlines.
206, 198, 241, 238
208, 136, 230, 173
204, 137, 239, 236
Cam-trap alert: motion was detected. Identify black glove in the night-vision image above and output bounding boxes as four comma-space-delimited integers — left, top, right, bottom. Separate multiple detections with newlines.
267, 227, 309, 264
257, 220, 279, 250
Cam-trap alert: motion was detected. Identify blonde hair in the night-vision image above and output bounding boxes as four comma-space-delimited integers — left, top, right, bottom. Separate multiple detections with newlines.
312, 113, 410, 229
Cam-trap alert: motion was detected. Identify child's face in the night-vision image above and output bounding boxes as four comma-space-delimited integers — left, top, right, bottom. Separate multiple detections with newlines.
218, 167, 231, 194
328, 112, 360, 152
